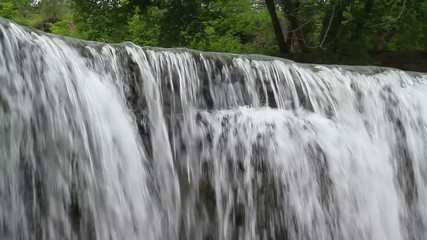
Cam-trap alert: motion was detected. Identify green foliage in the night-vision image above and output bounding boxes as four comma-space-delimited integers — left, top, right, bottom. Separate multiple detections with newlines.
49, 16, 88, 39
0, 0, 32, 20
128, 7, 165, 46
189, 0, 275, 54
339, 0, 427, 52
2, 0, 427, 62
0, 2, 17, 19
70, 0, 132, 42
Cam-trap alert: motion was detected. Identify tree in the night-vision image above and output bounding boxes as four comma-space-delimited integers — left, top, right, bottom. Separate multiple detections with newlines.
0, 0, 33, 20
264, 0, 290, 53
70, 0, 132, 42
4, 0, 427, 63
0, 2, 17, 19
277, 0, 311, 53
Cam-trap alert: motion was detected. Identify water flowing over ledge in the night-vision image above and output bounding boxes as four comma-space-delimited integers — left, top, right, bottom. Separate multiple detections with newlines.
1, 17, 427, 240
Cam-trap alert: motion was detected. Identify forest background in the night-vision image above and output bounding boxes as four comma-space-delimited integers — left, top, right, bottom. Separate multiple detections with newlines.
1, 0, 426, 71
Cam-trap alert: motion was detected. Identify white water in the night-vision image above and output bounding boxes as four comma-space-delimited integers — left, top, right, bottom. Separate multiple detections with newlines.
1, 18, 427, 240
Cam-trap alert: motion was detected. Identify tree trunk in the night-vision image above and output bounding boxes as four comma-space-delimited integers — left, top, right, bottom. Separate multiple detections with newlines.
319, 1, 346, 51
264, 0, 290, 54
350, 0, 374, 43
279, 0, 310, 53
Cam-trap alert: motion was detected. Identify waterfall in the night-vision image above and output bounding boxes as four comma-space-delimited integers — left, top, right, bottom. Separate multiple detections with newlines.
1, 18, 427, 240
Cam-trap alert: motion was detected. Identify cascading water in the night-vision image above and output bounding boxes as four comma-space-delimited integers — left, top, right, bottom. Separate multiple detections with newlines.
1, 18, 427, 240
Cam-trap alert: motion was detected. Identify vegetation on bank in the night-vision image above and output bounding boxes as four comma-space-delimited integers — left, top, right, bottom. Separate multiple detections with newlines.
1, 0, 427, 69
